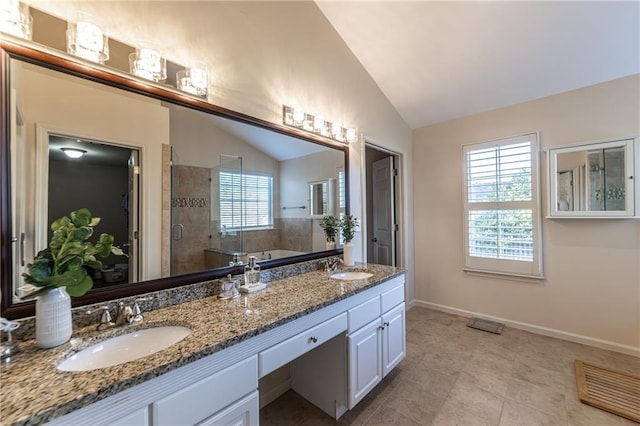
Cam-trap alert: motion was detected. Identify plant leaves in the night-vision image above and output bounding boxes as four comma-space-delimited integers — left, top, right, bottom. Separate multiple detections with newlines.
70, 208, 92, 227
111, 246, 126, 257
73, 226, 93, 241
28, 208, 125, 298
23, 258, 52, 285
65, 274, 93, 297
21, 286, 54, 300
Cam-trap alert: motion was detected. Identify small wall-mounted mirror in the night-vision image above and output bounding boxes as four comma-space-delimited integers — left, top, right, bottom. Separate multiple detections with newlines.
548, 137, 638, 218
309, 179, 335, 217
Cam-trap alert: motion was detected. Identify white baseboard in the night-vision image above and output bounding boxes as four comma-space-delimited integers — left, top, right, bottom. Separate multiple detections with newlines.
412, 299, 640, 358
259, 377, 291, 409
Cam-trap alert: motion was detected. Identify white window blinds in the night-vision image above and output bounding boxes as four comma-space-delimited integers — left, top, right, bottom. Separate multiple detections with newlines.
463, 133, 542, 277
219, 171, 273, 230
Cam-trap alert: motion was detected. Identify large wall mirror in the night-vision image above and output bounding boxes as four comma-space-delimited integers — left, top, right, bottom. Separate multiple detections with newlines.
547, 137, 638, 218
1, 40, 349, 319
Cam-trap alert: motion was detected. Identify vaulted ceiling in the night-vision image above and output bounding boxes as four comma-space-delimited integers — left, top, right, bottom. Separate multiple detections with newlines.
317, 1, 640, 129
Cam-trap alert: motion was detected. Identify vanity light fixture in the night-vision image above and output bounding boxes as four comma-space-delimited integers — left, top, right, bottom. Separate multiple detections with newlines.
282, 105, 358, 144
177, 67, 208, 98
66, 14, 109, 64
129, 47, 167, 82
0, 0, 32, 40
61, 148, 87, 159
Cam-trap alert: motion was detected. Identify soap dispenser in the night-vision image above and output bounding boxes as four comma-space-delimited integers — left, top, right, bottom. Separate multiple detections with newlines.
244, 256, 261, 286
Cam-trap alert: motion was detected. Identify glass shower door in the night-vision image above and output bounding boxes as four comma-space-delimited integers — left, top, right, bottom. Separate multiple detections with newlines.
211, 155, 244, 266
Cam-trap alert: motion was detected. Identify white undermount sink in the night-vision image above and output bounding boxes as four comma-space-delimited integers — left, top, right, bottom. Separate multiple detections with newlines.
330, 271, 373, 281
57, 326, 191, 372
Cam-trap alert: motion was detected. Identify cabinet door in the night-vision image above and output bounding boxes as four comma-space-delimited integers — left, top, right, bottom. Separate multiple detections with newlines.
112, 407, 149, 426
382, 303, 406, 377
348, 318, 382, 409
198, 391, 259, 426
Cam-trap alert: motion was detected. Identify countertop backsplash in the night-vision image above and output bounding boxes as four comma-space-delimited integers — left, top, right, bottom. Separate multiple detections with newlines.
13, 255, 342, 341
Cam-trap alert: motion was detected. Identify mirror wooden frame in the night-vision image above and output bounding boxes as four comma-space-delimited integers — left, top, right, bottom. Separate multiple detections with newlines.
0, 40, 350, 319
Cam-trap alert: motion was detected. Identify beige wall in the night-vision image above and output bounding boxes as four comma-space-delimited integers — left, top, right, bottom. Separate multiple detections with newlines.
28, 0, 415, 299
413, 75, 640, 354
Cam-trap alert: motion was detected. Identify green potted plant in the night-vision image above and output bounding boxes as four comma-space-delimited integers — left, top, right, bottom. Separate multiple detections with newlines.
340, 214, 359, 266
319, 215, 340, 250
22, 208, 124, 348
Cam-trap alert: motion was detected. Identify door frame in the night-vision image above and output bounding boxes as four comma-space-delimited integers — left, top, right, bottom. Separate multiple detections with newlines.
35, 124, 142, 284
363, 140, 404, 268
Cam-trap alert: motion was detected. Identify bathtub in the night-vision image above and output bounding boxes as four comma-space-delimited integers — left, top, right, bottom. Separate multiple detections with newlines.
245, 249, 307, 262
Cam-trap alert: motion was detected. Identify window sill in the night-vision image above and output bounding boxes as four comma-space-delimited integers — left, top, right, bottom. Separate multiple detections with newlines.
463, 268, 545, 283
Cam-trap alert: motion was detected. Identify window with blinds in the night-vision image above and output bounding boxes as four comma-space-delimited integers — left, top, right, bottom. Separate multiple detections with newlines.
463, 133, 542, 277
219, 171, 273, 230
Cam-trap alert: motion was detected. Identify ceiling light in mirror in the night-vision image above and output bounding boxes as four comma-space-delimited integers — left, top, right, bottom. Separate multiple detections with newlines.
129, 47, 166, 82
61, 147, 86, 159
177, 67, 208, 98
0, 0, 32, 40
283, 105, 357, 144
66, 15, 109, 64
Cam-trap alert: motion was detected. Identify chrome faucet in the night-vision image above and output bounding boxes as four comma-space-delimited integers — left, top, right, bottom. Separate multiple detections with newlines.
88, 298, 150, 330
323, 258, 343, 276
115, 302, 134, 326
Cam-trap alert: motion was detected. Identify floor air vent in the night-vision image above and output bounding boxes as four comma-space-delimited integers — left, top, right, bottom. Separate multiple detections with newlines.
467, 318, 504, 334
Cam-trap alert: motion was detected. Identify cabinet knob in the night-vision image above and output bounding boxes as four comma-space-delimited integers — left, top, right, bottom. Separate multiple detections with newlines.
378, 326, 385, 331
383, 322, 390, 327
309, 336, 318, 343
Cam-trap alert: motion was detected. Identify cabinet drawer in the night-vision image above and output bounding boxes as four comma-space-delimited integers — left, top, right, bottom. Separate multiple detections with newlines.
381, 285, 404, 313
152, 356, 257, 426
348, 296, 381, 333
259, 313, 347, 377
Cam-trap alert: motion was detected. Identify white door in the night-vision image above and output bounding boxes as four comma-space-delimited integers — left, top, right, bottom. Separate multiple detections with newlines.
372, 156, 395, 266
382, 303, 406, 377
348, 318, 382, 409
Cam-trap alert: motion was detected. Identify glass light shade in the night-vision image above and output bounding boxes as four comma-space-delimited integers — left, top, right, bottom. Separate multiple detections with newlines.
66, 19, 109, 64
313, 116, 325, 133
177, 67, 208, 97
331, 122, 344, 141
292, 107, 305, 125
0, 0, 32, 40
129, 48, 166, 82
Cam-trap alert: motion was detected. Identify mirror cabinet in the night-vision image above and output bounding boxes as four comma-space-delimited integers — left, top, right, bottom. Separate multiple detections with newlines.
547, 137, 638, 218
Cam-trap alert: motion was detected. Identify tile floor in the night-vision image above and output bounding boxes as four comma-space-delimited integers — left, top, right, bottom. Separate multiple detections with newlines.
260, 307, 640, 425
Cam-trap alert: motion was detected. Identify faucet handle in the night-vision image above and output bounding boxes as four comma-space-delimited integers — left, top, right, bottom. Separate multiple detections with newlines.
87, 306, 113, 330
131, 298, 150, 323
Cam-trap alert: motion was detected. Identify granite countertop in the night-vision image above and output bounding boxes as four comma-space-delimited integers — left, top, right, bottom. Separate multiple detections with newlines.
0, 263, 404, 425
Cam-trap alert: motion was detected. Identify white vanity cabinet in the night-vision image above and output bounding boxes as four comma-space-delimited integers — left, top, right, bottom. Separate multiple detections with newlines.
48, 356, 259, 426
347, 283, 406, 409
46, 273, 406, 426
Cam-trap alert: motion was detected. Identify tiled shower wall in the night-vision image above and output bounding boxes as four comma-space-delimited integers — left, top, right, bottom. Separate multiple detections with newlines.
172, 164, 315, 272
171, 165, 211, 275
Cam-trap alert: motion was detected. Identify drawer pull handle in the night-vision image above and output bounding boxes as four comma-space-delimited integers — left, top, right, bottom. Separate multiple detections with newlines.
309, 336, 318, 343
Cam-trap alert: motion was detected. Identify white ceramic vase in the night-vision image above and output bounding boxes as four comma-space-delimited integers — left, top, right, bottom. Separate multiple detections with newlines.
36, 287, 72, 348
343, 242, 354, 266
326, 241, 336, 250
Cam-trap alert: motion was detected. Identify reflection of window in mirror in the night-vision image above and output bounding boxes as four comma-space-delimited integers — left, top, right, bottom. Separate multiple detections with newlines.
309, 179, 335, 217
548, 138, 637, 218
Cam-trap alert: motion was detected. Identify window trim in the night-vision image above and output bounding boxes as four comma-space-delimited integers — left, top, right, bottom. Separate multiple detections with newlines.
462, 132, 543, 278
